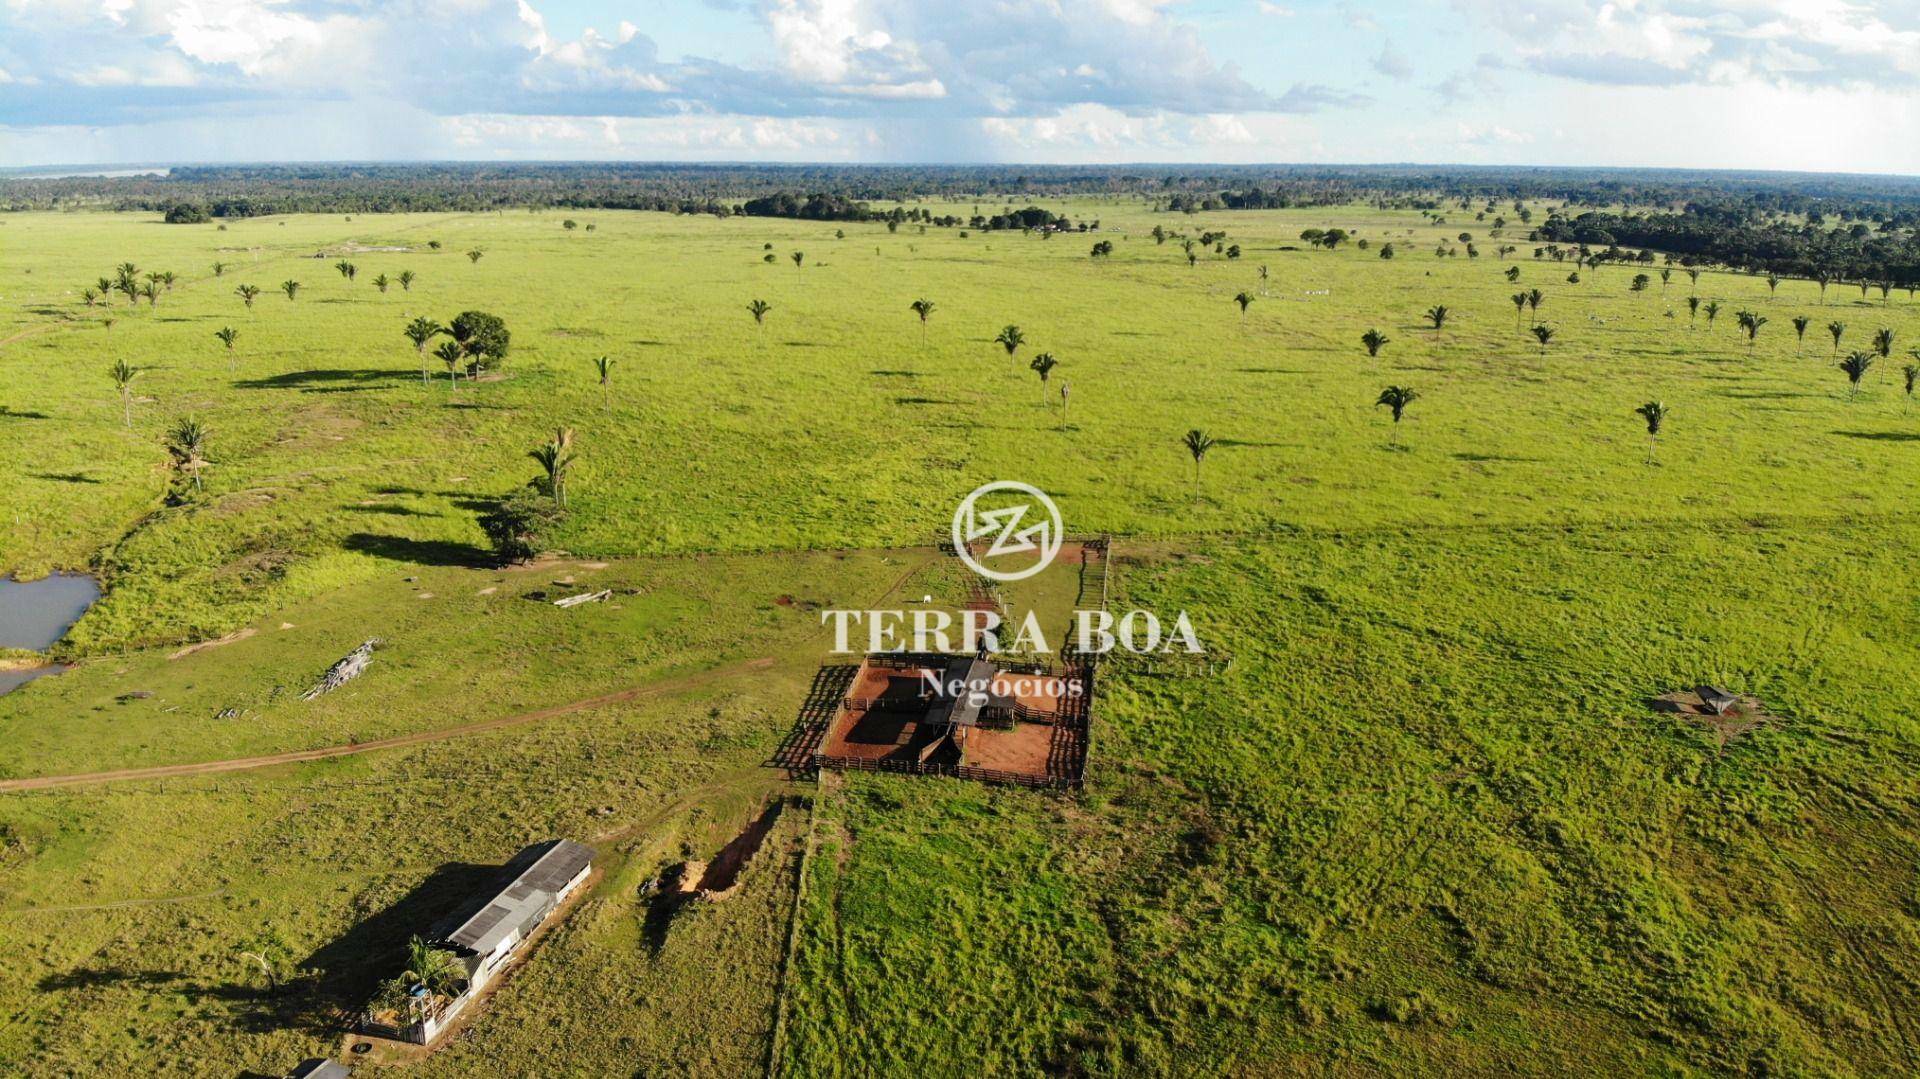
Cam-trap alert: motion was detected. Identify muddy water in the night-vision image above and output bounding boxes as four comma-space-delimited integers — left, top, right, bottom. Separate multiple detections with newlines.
0, 572, 100, 695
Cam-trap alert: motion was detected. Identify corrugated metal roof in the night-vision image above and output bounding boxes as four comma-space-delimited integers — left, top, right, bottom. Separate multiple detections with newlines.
439, 839, 593, 955
286, 1060, 351, 1079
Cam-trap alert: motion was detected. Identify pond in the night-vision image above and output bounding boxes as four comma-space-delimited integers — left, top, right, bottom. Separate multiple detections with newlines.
0, 572, 101, 695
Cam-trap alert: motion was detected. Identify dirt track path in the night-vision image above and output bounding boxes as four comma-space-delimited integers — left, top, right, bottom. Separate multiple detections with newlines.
0, 655, 779, 793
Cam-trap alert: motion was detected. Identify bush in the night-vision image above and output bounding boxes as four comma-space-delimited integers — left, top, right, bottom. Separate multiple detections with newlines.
163, 203, 209, 224
478, 489, 566, 564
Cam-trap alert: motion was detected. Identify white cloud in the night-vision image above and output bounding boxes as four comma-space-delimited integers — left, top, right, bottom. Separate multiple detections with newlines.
1453, 0, 1920, 89
1373, 40, 1413, 81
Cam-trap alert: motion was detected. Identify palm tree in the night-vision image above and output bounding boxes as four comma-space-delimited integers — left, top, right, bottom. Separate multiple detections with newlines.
434, 340, 464, 389
1526, 288, 1544, 324
114, 262, 139, 304
1375, 386, 1419, 443
334, 260, 355, 280
910, 298, 936, 341
404, 317, 444, 383
372, 273, 390, 293
1839, 351, 1873, 399
1738, 311, 1767, 351
995, 324, 1026, 369
398, 270, 415, 292
1686, 268, 1700, 295
1766, 272, 1780, 298
236, 283, 260, 308
1505, 266, 1521, 283
1686, 296, 1700, 327
747, 299, 772, 332
791, 251, 805, 270
1425, 305, 1450, 337
401, 936, 464, 1000
211, 261, 226, 278
1792, 315, 1811, 354
166, 417, 209, 491
214, 326, 239, 372
1903, 362, 1918, 406
1361, 328, 1389, 358
1181, 428, 1215, 486
1232, 291, 1255, 317
466, 249, 484, 264
1702, 300, 1721, 330
594, 356, 614, 410
139, 280, 160, 307
1510, 291, 1528, 326
110, 360, 139, 427
1530, 324, 1556, 355
529, 427, 577, 507
1029, 353, 1058, 405
281, 280, 300, 301
81, 287, 99, 308
1659, 267, 1671, 296
1828, 320, 1847, 357
1634, 401, 1667, 464
1871, 327, 1895, 359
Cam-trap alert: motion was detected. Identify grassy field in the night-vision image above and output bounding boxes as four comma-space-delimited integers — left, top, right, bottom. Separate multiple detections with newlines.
3, 199, 1920, 1075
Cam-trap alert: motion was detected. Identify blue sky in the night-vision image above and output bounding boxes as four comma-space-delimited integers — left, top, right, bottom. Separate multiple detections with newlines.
2, 1, 1917, 172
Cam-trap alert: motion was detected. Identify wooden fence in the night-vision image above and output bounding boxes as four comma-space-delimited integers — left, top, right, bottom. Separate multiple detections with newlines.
812, 753, 1075, 790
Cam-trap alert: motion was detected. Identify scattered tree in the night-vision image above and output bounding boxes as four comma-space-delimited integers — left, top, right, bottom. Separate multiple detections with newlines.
404, 317, 445, 383
1634, 400, 1668, 463
1840, 351, 1874, 399
110, 360, 139, 427
995, 324, 1026, 368
1182, 428, 1215, 486
448, 310, 510, 377
1029, 353, 1058, 404
479, 489, 565, 565
529, 427, 578, 507
1361, 328, 1390, 358
214, 326, 239, 371
166, 416, 209, 492
1375, 385, 1419, 442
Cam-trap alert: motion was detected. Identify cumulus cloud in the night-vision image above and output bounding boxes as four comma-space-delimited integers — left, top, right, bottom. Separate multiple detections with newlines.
0, 0, 1356, 129
1452, 0, 1920, 90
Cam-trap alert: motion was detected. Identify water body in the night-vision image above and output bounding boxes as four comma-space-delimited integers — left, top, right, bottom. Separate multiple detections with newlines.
0, 572, 101, 695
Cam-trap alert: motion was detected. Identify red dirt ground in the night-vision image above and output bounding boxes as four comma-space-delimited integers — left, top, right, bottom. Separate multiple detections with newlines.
815, 657, 1072, 779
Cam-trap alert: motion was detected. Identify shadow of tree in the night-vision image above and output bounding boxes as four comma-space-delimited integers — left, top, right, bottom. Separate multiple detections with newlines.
1834, 430, 1920, 442
344, 504, 439, 517
342, 533, 492, 567
233, 369, 415, 392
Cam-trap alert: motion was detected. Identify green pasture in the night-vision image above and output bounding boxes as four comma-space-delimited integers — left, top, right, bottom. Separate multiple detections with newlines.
2, 201, 1919, 1075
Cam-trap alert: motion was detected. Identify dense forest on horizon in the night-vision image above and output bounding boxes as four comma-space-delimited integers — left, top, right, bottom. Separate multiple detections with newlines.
3, 161, 1917, 281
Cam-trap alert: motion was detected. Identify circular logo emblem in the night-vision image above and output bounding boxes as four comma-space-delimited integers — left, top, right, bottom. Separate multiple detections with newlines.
951, 481, 1064, 583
